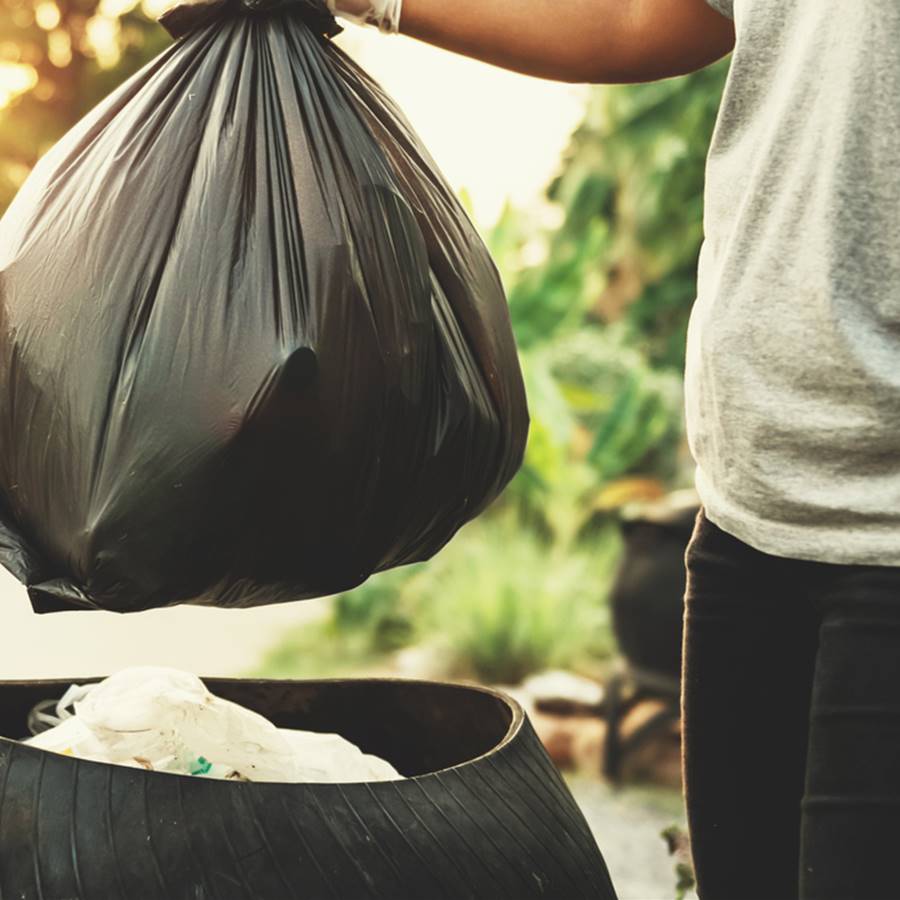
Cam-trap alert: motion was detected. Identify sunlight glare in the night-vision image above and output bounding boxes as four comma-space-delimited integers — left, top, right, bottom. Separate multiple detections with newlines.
0, 62, 38, 110
85, 14, 122, 69
34, 1, 61, 30
141, 0, 172, 20
99, 0, 140, 18
47, 28, 72, 68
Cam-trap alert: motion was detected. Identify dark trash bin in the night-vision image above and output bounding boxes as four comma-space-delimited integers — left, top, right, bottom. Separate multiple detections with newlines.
603, 491, 699, 782
0, 677, 618, 899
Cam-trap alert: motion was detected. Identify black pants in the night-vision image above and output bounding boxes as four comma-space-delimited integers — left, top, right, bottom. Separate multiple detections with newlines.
682, 511, 900, 900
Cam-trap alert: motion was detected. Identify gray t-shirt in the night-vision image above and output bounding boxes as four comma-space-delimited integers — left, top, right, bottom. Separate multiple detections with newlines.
689, 0, 900, 563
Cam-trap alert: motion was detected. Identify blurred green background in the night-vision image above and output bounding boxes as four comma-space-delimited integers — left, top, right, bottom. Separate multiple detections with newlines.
0, 0, 727, 685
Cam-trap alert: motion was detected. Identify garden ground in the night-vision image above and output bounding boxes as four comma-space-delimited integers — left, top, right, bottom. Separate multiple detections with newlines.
571, 777, 697, 900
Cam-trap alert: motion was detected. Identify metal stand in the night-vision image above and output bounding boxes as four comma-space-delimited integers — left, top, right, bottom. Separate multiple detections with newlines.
602, 662, 681, 785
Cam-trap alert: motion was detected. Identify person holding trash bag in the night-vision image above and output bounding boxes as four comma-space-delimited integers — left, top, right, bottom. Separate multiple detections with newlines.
328, 1, 900, 899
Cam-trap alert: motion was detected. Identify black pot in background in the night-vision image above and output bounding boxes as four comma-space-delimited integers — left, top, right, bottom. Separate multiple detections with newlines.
602, 492, 699, 783
609, 491, 700, 684
0, 677, 618, 900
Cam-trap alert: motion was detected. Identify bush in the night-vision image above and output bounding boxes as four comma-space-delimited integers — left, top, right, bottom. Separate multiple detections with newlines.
332, 567, 420, 654
408, 515, 620, 684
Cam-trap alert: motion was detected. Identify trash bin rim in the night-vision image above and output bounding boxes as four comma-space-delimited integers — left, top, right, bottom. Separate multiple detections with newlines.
0, 676, 524, 786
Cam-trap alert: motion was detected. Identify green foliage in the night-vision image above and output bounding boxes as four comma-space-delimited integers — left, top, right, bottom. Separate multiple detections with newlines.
505, 345, 595, 540
494, 66, 727, 537
506, 325, 684, 541
661, 824, 697, 900
332, 566, 420, 654
257, 614, 390, 680
258, 568, 425, 679
674, 862, 697, 900
413, 514, 620, 684
491, 62, 728, 371
548, 327, 683, 483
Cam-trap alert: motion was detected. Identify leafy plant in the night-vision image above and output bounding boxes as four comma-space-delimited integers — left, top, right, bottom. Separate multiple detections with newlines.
547, 327, 683, 481
410, 514, 621, 684
489, 66, 727, 550
257, 566, 426, 679
555, 65, 728, 371
257, 616, 391, 680
661, 824, 696, 900
504, 325, 684, 542
488, 64, 727, 371
332, 566, 421, 654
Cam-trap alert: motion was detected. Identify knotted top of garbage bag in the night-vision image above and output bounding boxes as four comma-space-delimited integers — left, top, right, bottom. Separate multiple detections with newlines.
158, 0, 341, 40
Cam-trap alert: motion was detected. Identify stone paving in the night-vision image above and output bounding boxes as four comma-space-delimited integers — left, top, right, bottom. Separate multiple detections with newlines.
568, 776, 699, 900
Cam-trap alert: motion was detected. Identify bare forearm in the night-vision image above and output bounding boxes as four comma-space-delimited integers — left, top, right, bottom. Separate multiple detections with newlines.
399, 0, 734, 84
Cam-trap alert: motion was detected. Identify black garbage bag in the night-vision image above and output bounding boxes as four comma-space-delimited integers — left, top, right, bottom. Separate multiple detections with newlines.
0, 0, 528, 614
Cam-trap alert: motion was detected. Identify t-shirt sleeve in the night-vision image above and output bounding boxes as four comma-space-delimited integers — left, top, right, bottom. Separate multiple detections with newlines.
705, 0, 734, 18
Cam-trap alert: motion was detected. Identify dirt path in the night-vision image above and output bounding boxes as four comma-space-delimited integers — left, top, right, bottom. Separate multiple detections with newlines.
568, 776, 698, 900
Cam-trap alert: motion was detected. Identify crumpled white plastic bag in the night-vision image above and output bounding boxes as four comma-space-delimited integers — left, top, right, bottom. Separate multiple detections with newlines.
25, 667, 401, 783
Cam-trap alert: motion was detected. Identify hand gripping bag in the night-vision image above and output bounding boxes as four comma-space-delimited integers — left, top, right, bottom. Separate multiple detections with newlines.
0, 0, 528, 613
